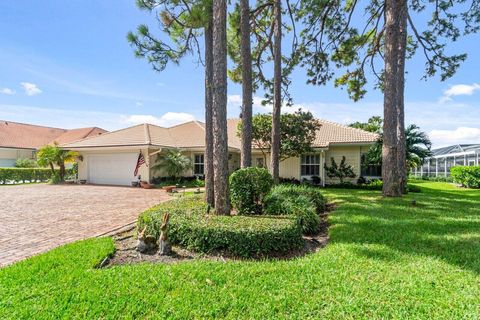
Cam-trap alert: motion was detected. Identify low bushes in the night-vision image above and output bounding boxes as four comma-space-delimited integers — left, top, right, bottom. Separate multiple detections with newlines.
0, 168, 52, 184
137, 195, 304, 257
151, 176, 205, 188
450, 166, 480, 188
230, 167, 274, 215
326, 179, 421, 193
263, 184, 326, 235
408, 175, 454, 183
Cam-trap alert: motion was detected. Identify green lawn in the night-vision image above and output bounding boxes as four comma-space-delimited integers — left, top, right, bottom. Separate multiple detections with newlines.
1, 182, 479, 319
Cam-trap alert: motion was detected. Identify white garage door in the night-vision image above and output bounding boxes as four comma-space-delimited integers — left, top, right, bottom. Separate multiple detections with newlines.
88, 153, 138, 186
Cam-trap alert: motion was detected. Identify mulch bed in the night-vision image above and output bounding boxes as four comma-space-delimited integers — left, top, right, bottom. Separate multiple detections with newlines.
103, 210, 330, 267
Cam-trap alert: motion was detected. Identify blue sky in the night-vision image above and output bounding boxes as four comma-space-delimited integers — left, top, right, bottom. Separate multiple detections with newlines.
0, 0, 479, 148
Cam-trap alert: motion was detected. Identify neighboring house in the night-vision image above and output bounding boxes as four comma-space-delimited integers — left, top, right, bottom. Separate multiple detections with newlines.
413, 144, 480, 178
63, 119, 378, 186
0, 120, 107, 167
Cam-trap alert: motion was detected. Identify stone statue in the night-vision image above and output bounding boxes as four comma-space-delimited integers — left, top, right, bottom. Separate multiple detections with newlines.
136, 226, 157, 253
159, 212, 171, 255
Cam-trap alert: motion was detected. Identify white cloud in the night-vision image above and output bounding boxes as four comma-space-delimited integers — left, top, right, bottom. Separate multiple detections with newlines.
20, 82, 42, 96
429, 127, 480, 147
135, 101, 143, 107
0, 104, 197, 131
0, 88, 15, 95
122, 112, 195, 127
440, 83, 480, 102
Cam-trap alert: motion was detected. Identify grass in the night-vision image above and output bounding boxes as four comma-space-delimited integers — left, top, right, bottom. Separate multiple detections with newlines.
1, 182, 479, 318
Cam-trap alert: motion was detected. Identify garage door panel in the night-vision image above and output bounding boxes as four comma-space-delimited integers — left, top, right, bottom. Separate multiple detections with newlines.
88, 153, 137, 186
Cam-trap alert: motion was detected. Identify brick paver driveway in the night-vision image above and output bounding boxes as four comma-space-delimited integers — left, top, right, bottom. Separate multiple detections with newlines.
0, 184, 170, 267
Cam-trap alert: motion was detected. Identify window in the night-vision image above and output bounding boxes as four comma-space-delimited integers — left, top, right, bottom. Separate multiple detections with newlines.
256, 157, 264, 168
360, 153, 382, 177
301, 154, 320, 176
194, 154, 204, 175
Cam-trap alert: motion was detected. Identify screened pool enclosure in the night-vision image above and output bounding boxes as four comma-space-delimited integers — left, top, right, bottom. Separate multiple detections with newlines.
413, 144, 480, 177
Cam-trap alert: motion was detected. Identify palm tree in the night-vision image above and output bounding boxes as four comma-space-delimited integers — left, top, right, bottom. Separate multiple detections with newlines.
405, 124, 432, 170
37, 143, 77, 181
363, 123, 432, 172
152, 149, 192, 180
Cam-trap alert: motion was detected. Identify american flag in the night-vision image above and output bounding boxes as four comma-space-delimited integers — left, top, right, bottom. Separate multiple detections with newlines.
134, 152, 147, 176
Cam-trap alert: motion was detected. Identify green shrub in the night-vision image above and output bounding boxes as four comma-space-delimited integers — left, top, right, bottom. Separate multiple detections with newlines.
50, 172, 62, 184
263, 185, 325, 235
15, 158, 37, 168
264, 184, 326, 214
450, 166, 480, 188
137, 195, 304, 257
0, 168, 53, 184
229, 167, 274, 215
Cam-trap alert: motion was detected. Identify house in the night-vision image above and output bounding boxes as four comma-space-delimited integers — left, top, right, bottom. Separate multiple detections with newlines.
0, 120, 107, 167
413, 144, 480, 177
63, 119, 378, 186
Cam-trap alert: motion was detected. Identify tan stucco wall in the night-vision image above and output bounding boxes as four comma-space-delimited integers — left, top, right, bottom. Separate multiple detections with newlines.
149, 150, 241, 180
76, 145, 366, 185
324, 145, 361, 183
0, 148, 35, 167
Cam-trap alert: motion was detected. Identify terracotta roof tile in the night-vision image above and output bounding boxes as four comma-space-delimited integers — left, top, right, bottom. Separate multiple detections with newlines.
0, 120, 107, 149
313, 119, 379, 147
63, 118, 377, 150
50, 127, 107, 145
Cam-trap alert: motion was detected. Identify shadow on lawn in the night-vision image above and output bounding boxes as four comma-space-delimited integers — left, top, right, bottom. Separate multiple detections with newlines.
328, 183, 480, 274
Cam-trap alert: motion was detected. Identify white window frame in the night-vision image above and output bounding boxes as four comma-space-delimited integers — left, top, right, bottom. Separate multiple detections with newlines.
300, 154, 321, 178
193, 154, 205, 176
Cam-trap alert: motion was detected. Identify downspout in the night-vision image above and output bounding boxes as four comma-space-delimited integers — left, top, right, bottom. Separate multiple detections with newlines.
322, 150, 326, 187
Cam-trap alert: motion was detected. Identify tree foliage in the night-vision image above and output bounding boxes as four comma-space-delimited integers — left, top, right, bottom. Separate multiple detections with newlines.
295, 0, 480, 101
238, 110, 321, 162
349, 116, 383, 134
152, 149, 192, 179
227, 0, 298, 106
127, 0, 210, 72
353, 118, 433, 170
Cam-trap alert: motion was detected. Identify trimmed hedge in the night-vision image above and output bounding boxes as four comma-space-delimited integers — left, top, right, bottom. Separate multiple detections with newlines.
230, 167, 274, 215
0, 168, 52, 184
137, 195, 304, 257
0, 167, 75, 184
263, 185, 325, 235
451, 166, 480, 188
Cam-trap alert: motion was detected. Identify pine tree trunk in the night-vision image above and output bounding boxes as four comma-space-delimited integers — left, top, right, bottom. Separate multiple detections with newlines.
270, 0, 282, 184
240, 0, 252, 168
212, 0, 231, 214
204, 14, 215, 207
396, 0, 408, 194
382, 0, 402, 197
